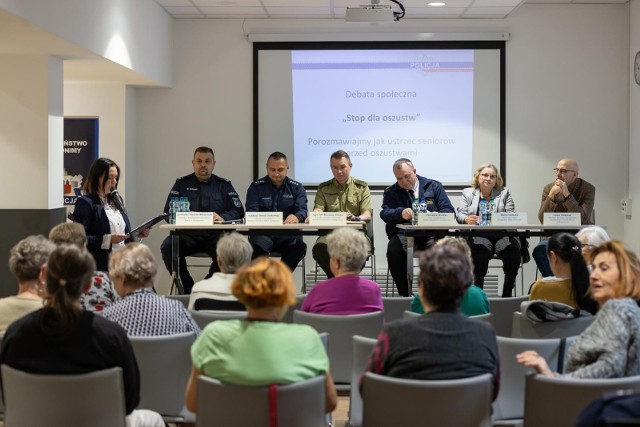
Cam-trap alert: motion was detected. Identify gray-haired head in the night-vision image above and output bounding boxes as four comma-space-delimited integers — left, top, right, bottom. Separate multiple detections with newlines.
327, 227, 369, 273
576, 226, 610, 248
9, 235, 56, 283
393, 158, 414, 171
216, 232, 253, 273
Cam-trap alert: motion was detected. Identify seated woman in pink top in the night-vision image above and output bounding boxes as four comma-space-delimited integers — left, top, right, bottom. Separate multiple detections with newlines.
301, 227, 383, 314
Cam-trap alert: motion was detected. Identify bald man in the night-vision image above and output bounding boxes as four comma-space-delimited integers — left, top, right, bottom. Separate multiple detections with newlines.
533, 158, 596, 277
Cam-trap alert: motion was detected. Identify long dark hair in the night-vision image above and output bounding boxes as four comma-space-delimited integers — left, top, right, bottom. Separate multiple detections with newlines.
547, 232, 597, 314
39, 245, 95, 335
82, 157, 120, 205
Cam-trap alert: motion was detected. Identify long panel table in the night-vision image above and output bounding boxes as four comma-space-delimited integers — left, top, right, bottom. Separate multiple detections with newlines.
160, 222, 365, 294
396, 224, 584, 296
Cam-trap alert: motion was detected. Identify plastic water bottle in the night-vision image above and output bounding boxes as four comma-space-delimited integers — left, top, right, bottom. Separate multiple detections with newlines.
180, 197, 190, 212
411, 197, 420, 225
169, 197, 178, 224
419, 198, 427, 214
479, 198, 494, 226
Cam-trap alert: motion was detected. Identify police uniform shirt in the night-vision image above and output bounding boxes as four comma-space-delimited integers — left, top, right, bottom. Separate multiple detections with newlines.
163, 173, 244, 220
245, 176, 308, 222
314, 176, 371, 216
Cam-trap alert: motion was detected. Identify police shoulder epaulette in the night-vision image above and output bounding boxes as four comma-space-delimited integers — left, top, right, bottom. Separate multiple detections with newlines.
177, 174, 193, 181
252, 178, 265, 185
288, 178, 303, 187
212, 174, 231, 183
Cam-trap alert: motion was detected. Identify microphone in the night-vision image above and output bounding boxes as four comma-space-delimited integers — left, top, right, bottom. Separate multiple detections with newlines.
110, 187, 128, 217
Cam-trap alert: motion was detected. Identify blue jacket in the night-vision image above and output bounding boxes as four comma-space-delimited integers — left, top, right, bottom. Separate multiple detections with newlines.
163, 173, 244, 221
73, 195, 133, 271
380, 175, 454, 238
245, 176, 308, 222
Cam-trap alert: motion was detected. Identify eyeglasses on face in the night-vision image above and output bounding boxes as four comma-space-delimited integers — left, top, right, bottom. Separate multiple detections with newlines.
553, 168, 576, 174
480, 173, 497, 180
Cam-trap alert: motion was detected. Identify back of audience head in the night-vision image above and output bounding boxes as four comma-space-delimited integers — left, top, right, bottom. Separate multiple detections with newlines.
9, 235, 55, 285
590, 240, 640, 304
108, 243, 157, 293
216, 232, 252, 274
49, 222, 87, 248
232, 257, 296, 310
575, 226, 610, 262
418, 242, 473, 311
434, 236, 473, 263
41, 244, 95, 334
546, 232, 595, 313
327, 227, 369, 274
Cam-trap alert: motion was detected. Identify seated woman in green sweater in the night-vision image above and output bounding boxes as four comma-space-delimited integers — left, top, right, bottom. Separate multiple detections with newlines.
411, 237, 489, 316
529, 232, 597, 314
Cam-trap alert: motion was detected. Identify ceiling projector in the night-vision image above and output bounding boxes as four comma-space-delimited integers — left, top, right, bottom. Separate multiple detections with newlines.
346, 0, 396, 23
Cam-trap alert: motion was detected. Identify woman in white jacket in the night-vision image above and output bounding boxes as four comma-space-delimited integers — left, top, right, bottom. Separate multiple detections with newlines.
456, 164, 521, 297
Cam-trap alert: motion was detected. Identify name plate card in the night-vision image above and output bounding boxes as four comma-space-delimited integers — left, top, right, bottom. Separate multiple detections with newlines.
245, 212, 283, 226
492, 212, 528, 226
543, 212, 581, 226
175, 212, 214, 226
309, 212, 347, 226
417, 212, 457, 226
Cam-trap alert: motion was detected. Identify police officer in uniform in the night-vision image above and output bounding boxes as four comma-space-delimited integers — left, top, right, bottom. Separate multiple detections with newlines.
245, 152, 307, 272
307, 150, 372, 278
160, 147, 244, 293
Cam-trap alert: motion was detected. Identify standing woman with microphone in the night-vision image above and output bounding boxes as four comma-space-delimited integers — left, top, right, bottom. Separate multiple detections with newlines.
73, 158, 149, 271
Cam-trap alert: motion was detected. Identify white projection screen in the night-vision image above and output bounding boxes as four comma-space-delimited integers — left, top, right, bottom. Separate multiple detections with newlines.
254, 41, 505, 188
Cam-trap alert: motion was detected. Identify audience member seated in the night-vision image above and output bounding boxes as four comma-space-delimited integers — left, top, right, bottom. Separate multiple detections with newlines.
185, 257, 338, 414
301, 227, 382, 315
576, 225, 610, 263
49, 222, 120, 312
0, 244, 164, 426
518, 240, 640, 378
362, 243, 500, 400
102, 243, 200, 336
410, 237, 489, 317
188, 232, 252, 311
529, 233, 597, 314
0, 236, 54, 334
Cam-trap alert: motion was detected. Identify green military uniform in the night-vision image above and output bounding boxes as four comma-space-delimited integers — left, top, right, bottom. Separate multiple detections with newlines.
313, 176, 372, 278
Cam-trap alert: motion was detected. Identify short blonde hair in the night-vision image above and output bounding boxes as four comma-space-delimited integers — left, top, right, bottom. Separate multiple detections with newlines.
49, 222, 87, 247
590, 241, 640, 302
327, 227, 369, 273
108, 243, 157, 288
471, 164, 504, 189
434, 236, 473, 264
232, 257, 296, 309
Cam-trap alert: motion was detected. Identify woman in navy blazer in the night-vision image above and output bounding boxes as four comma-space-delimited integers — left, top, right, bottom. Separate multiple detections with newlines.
72, 158, 143, 271
456, 164, 521, 297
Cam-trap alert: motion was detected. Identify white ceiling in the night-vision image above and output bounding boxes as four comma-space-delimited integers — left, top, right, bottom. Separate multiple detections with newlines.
153, 0, 627, 20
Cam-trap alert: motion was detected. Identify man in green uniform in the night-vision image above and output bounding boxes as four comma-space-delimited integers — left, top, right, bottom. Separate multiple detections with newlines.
307, 150, 372, 278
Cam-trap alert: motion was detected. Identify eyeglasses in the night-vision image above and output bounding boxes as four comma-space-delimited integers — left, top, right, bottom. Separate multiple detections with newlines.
553, 168, 576, 174
480, 173, 497, 180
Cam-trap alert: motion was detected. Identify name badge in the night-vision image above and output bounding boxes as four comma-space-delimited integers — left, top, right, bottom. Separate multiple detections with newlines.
245, 212, 283, 225
543, 212, 581, 226
175, 212, 214, 226
309, 212, 347, 226
417, 212, 457, 226
492, 212, 528, 226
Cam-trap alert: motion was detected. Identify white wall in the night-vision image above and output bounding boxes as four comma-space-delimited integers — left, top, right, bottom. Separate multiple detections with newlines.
0, 0, 173, 86
627, 0, 640, 253
134, 5, 629, 293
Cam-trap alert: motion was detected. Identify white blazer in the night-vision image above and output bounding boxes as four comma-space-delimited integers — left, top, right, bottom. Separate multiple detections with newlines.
455, 186, 515, 224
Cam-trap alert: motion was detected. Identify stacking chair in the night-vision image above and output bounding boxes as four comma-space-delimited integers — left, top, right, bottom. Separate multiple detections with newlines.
189, 309, 248, 329
164, 293, 191, 309
129, 332, 196, 423
292, 310, 384, 387
196, 375, 326, 427
492, 336, 569, 424
381, 296, 413, 323
511, 312, 594, 338
471, 312, 494, 325
193, 298, 246, 311
1, 365, 126, 427
523, 373, 640, 427
403, 310, 421, 320
281, 294, 307, 324
348, 335, 377, 427
362, 372, 493, 427
488, 295, 529, 337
